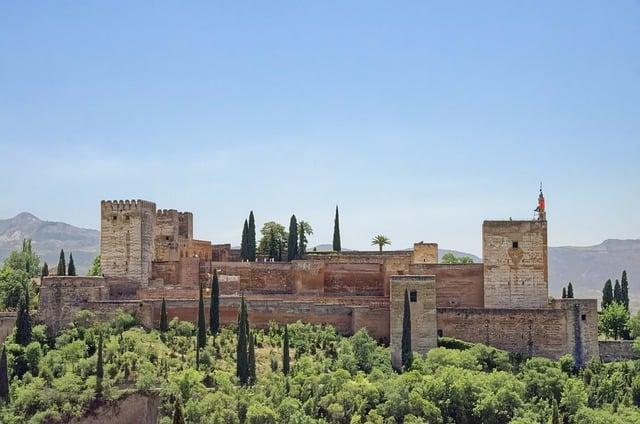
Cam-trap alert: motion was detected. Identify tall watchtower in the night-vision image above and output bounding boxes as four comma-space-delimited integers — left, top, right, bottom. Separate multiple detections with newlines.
100, 200, 156, 287
483, 191, 548, 309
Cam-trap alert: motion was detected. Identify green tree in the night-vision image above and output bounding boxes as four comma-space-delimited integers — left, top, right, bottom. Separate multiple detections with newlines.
248, 211, 256, 261
562, 287, 567, 299
248, 332, 256, 385
282, 324, 290, 376
599, 302, 629, 340
441, 252, 474, 264
297, 221, 312, 258
88, 255, 101, 276
173, 398, 185, 424
567, 282, 574, 299
15, 288, 32, 346
551, 398, 560, 424
621, 270, 629, 311
287, 215, 298, 261
160, 297, 169, 333
57, 248, 66, 276
267, 229, 279, 261
614, 279, 622, 304
401, 289, 412, 371
67, 253, 76, 276
41, 262, 48, 278
197, 281, 207, 352
236, 296, 250, 385
4, 239, 40, 277
0, 268, 31, 310
333, 206, 341, 252
241, 219, 250, 261
603, 279, 613, 309
96, 333, 104, 399
0, 346, 8, 404
258, 222, 288, 258
371, 234, 391, 252
210, 270, 220, 336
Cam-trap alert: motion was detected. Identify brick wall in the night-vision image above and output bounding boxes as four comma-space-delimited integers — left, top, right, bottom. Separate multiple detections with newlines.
599, 341, 639, 362
410, 263, 484, 308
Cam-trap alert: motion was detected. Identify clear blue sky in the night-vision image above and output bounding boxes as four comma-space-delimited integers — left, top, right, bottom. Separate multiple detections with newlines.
1, 1, 638, 256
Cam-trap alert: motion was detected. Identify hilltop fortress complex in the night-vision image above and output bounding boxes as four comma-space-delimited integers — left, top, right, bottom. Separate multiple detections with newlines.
39, 192, 599, 368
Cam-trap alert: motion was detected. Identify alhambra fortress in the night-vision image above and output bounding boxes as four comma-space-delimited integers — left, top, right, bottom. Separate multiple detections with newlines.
38, 193, 599, 368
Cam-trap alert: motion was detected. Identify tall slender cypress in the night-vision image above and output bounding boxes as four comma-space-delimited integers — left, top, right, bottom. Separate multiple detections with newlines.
96, 334, 104, 399
41, 262, 49, 278
401, 289, 412, 371
287, 215, 298, 261
248, 332, 256, 385
236, 297, 249, 385
603, 279, 613, 308
67, 253, 76, 276
160, 298, 169, 333
172, 398, 185, 424
57, 249, 66, 276
240, 220, 249, 261
197, 282, 206, 351
567, 282, 574, 299
210, 270, 220, 336
332, 206, 341, 252
15, 288, 31, 346
282, 325, 290, 376
248, 211, 256, 261
614, 279, 622, 304
562, 287, 567, 299
0, 346, 9, 404
551, 398, 560, 424
621, 270, 630, 311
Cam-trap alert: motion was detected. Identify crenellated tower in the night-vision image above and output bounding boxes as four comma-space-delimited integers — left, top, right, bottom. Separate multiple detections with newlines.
100, 199, 156, 287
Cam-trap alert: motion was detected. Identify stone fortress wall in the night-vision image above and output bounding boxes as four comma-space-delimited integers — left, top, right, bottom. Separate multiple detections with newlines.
39, 197, 602, 366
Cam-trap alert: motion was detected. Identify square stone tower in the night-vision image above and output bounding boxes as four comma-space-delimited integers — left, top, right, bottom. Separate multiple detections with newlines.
483, 220, 548, 308
101, 200, 156, 287
390, 275, 437, 369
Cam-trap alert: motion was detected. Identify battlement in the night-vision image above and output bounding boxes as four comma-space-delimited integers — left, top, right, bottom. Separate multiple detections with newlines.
156, 208, 179, 218
101, 199, 157, 212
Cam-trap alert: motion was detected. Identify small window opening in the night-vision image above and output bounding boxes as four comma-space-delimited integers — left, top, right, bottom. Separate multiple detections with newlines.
512, 241, 519, 249
409, 290, 417, 302
581, 314, 587, 321
437, 329, 443, 337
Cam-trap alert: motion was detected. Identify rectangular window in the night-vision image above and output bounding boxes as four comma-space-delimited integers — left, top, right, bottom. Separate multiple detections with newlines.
512, 241, 519, 249
581, 314, 587, 321
409, 290, 417, 302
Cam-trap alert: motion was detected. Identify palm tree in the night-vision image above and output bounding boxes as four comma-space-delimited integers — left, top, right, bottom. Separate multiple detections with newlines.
371, 235, 391, 252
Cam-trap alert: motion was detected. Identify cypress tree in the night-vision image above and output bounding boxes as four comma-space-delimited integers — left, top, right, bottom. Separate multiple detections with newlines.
287, 215, 298, 261
197, 282, 206, 351
248, 332, 256, 385
57, 249, 66, 276
15, 288, 31, 346
562, 287, 567, 299
240, 220, 249, 261
96, 334, 104, 399
210, 269, 220, 336
603, 279, 613, 308
248, 211, 256, 261
172, 398, 185, 424
567, 282, 574, 299
282, 324, 290, 376
41, 262, 49, 278
401, 289, 412, 371
160, 298, 169, 333
621, 270, 630, 311
0, 346, 9, 404
551, 398, 560, 424
236, 296, 249, 385
614, 279, 622, 304
332, 206, 341, 252
67, 253, 76, 276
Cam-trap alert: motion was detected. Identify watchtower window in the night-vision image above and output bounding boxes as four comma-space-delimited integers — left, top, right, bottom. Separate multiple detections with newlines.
437, 329, 443, 337
512, 241, 519, 249
409, 290, 417, 302
581, 314, 587, 321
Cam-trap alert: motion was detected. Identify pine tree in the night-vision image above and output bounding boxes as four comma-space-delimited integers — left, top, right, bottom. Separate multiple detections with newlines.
562, 287, 567, 299
551, 398, 560, 424
57, 249, 66, 276
41, 262, 48, 278
603, 279, 613, 308
210, 270, 220, 336
236, 296, 250, 385
15, 287, 31, 346
160, 298, 169, 333
332, 206, 341, 252
248, 332, 256, 385
614, 279, 622, 304
248, 211, 256, 261
96, 334, 104, 399
197, 281, 207, 351
567, 282, 574, 299
401, 289, 412, 371
621, 270, 630, 311
282, 324, 290, 376
0, 346, 9, 404
241, 220, 249, 261
287, 215, 298, 261
67, 253, 76, 276
172, 398, 185, 424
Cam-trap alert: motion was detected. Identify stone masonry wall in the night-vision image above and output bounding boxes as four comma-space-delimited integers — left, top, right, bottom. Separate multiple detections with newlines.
483, 220, 548, 309
412, 243, 438, 264
410, 263, 484, 308
155, 209, 180, 262
599, 341, 640, 362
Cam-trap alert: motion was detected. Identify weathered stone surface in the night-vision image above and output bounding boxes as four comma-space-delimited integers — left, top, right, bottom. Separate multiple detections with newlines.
410, 263, 484, 308
68, 393, 159, 424
599, 340, 640, 362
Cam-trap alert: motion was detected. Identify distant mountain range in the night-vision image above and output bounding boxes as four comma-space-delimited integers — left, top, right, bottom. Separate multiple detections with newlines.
0, 213, 637, 309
